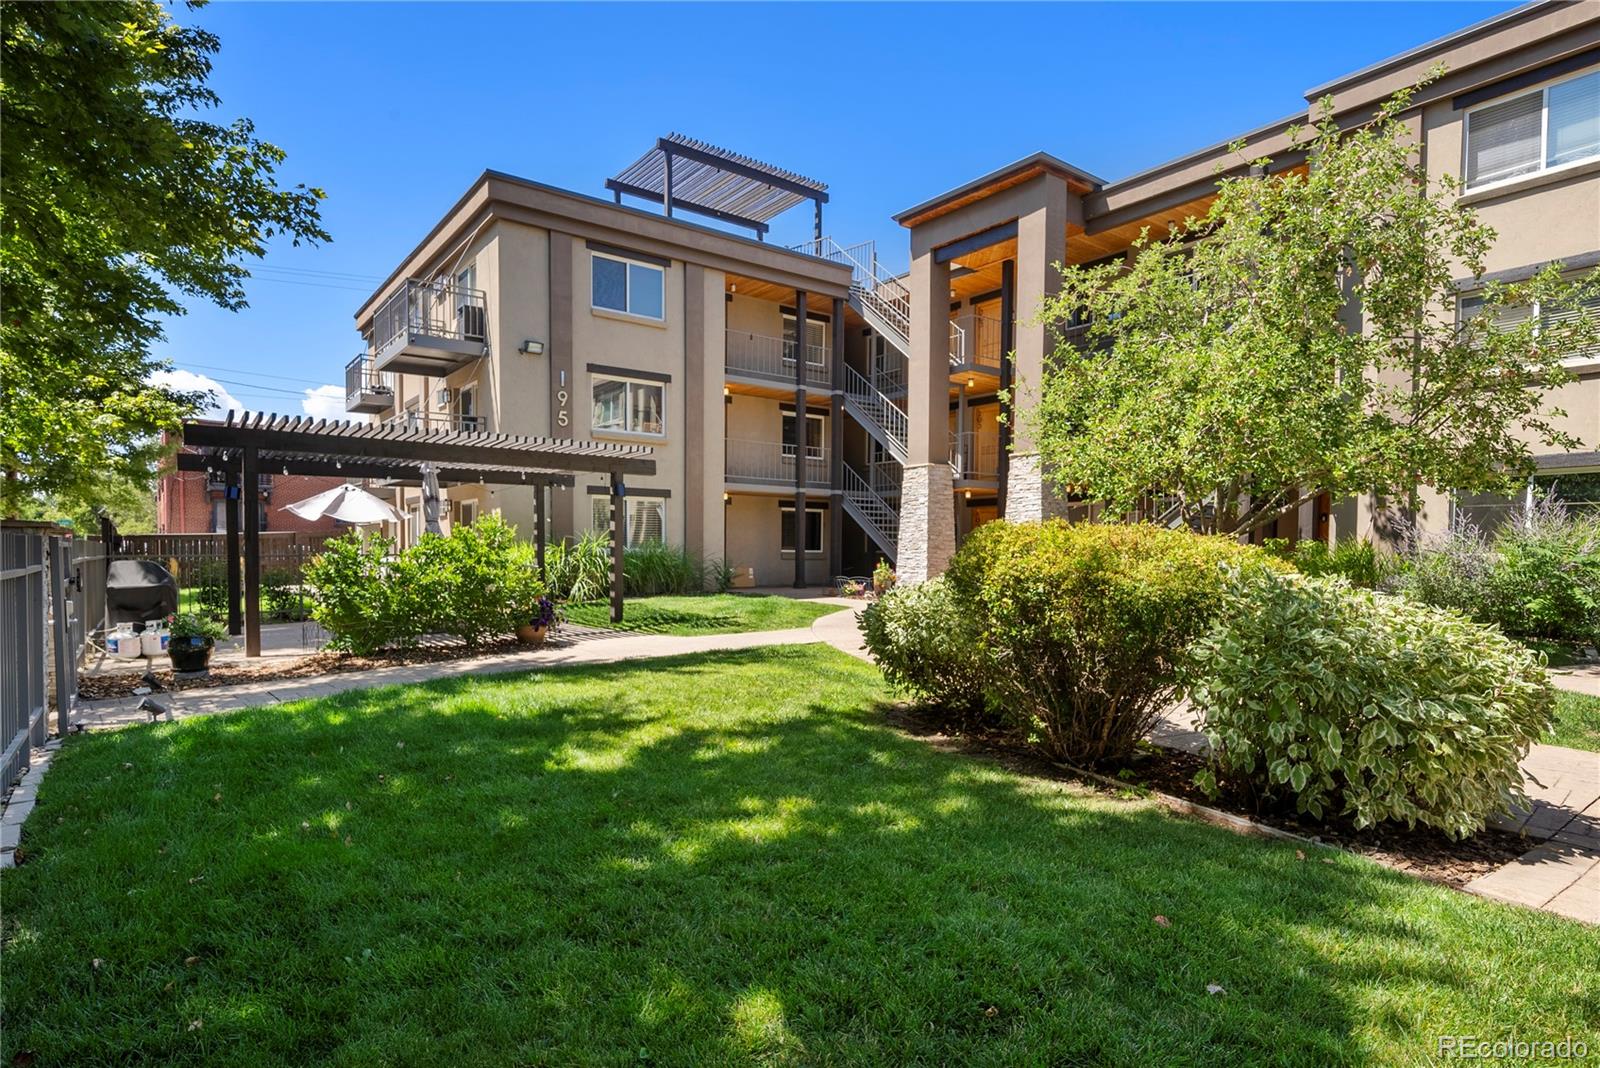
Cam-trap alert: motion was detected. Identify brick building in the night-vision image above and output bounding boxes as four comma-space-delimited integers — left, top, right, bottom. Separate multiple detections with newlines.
156, 447, 349, 535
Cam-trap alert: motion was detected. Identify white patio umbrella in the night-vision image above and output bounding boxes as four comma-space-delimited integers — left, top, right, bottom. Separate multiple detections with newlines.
283, 483, 403, 525
420, 463, 445, 536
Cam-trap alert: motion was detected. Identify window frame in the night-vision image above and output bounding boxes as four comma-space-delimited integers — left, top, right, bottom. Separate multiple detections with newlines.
590, 374, 666, 439
590, 494, 667, 547
1463, 66, 1600, 193
780, 411, 826, 460
779, 503, 826, 555
781, 311, 830, 369
1458, 268, 1600, 369
590, 251, 666, 321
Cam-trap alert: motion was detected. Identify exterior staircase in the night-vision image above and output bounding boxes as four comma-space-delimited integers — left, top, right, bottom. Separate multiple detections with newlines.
842, 463, 899, 560
798, 238, 966, 366
843, 366, 908, 465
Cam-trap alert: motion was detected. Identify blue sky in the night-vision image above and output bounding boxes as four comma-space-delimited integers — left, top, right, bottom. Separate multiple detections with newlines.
158, 0, 1519, 417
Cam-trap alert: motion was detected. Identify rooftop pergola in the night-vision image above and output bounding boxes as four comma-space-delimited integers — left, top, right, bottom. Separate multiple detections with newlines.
180, 413, 656, 656
606, 134, 829, 241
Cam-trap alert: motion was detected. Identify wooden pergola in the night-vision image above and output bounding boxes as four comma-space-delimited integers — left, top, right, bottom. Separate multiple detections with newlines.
179, 413, 656, 656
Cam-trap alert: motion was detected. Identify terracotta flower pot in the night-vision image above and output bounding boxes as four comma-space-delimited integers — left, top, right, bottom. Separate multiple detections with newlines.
516, 624, 549, 646
168, 636, 214, 673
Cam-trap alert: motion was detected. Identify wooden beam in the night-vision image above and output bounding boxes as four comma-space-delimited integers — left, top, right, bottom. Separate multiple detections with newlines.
181, 418, 651, 477
609, 472, 625, 625
241, 445, 261, 658
935, 221, 1019, 265
224, 466, 242, 636
176, 451, 575, 488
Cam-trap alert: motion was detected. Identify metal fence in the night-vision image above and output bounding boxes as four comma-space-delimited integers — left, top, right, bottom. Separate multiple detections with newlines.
1, 526, 82, 790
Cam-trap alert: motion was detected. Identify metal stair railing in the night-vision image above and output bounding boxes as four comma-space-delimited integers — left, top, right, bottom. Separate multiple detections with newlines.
843, 365, 908, 460
798, 238, 965, 365
842, 463, 899, 556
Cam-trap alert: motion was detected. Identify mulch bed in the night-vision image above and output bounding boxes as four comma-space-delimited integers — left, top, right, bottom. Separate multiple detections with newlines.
76, 636, 559, 701
881, 705, 1533, 889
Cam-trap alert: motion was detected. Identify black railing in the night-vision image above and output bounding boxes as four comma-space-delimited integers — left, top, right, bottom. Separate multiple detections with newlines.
373, 279, 488, 355
345, 353, 395, 408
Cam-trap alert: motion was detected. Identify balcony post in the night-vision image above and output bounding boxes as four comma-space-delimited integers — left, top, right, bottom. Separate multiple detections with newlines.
224, 464, 242, 636
534, 482, 547, 582
899, 248, 956, 584
830, 296, 845, 580
1006, 173, 1072, 522
998, 259, 1015, 516
793, 289, 808, 588
609, 471, 625, 624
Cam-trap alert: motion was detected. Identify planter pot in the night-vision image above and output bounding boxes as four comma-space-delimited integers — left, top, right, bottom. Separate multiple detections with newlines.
516, 625, 549, 646
168, 636, 214, 673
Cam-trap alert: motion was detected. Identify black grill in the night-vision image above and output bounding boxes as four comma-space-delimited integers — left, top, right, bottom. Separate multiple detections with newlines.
105, 559, 179, 624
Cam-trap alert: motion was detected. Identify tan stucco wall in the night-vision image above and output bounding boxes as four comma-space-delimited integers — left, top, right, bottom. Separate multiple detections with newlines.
723, 493, 832, 587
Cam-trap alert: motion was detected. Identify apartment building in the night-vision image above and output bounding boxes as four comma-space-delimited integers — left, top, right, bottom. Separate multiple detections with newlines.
884, 0, 1600, 581
156, 446, 345, 535
346, 0, 1597, 588
346, 139, 911, 586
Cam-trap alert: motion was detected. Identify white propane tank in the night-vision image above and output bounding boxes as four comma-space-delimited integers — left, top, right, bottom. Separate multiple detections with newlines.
140, 624, 169, 657
109, 627, 142, 659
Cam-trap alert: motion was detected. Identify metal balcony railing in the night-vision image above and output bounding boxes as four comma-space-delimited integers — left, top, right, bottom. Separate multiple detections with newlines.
344, 353, 396, 412
951, 313, 1004, 370
949, 431, 1000, 481
869, 458, 903, 496
384, 411, 487, 435
725, 329, 831, 388
724, 438, 830, 487
373, 278, 488, 358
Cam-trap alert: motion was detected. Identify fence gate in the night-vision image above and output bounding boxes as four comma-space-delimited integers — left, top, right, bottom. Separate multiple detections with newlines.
1, 528, 49, 789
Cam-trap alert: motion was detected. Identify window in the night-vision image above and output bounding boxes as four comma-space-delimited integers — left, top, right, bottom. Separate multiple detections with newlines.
591, 375, 665, 436
210, 499, 266, 532
591, 252, 665, 319
406, 505, 421, 545
781, 412, 825, 459
1460, 271, 1600, 364
455, 383, 480, 433
590, 495, 666, 546
1466, 69, 1600, 189
456, 500, 477, 527
781, 312, 828, 367
780, 504, 825, 554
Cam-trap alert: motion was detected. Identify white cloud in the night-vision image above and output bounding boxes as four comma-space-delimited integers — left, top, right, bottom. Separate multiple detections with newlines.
301, 384, 347, 421
151, 369, 244, 419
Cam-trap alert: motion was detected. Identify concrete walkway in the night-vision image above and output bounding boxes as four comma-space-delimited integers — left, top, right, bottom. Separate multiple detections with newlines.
33, 599, 1600, 923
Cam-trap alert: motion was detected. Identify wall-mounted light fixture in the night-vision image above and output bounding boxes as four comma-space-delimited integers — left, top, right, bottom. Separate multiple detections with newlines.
723, 492, 732, 505
966, 377, 976, 389
519, 339, 545, 356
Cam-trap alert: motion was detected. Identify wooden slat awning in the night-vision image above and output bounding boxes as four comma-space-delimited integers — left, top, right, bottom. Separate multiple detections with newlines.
181, 412, 656, 478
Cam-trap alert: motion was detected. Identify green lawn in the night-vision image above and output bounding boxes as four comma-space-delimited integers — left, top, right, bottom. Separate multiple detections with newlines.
3, 647, 1593, 1065
563, 593, 838, 635
1549, 689, 1600, 752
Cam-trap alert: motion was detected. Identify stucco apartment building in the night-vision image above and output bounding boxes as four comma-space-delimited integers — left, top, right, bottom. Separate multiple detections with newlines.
346, 0, 1599, 587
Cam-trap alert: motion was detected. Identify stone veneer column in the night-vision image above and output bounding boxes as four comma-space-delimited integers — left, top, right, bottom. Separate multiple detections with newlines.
1005, 174, 1071, 523
898, 249, 956, 584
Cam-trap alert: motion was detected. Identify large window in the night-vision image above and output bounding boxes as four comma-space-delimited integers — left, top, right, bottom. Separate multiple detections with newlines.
592, 252, 665, 320
1460, 270, 1600, 365
590, 495, 666, 546
780, 504, 825, 554
781, 312, 828, 367
1465, 69, 1600, 189
591, 375, 665, 436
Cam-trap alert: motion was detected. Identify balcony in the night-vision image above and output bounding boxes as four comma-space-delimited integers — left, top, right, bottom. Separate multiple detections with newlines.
951, 313, 1004, 374
371, 279, 488, 376
950, 431, 1000, 483
725, 439, 830, 489
725, 329, 831, 389
345, 354, 396, 414
384, 411, 487, 435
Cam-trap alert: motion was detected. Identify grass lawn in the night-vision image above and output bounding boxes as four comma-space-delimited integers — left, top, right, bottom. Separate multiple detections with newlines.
3, 647, 1594, 1065
562, 593, 838, 635
1549, 689, 1600, 752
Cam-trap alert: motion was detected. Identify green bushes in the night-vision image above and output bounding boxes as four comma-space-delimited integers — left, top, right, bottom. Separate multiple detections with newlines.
303, 514, 545, 653
944, 521, 1281, 765
859, 577, 987, 719
1187, 568, 1554, 838
1392, 502, 1600, 642
1265, 537, 1388, 588
546, 531, 728, 600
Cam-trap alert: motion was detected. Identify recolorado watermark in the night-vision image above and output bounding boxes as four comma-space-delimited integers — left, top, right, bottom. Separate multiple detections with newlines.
1438, 1035, 1589, 1060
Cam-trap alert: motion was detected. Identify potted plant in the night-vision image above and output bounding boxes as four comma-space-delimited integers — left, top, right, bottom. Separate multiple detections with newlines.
167, 611, 226, 672
872, 559, 896, 598
516, 596, 559, 646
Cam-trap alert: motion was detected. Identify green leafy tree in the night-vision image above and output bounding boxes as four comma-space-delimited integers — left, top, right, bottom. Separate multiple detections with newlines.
0, 1, 328, 517
1026, 74, 1600, 536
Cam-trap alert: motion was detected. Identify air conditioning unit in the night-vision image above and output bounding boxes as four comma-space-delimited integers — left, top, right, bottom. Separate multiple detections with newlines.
435, 388, 454, 408
457, 302, 486, 342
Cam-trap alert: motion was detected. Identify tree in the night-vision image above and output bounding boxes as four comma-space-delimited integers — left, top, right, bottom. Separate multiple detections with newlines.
0, 1, 328, 518
14, 468, 160, 535
1025, 74, 1600, 537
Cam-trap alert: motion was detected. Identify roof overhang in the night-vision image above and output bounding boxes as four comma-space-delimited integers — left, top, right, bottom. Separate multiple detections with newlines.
893, 152, 1104, 229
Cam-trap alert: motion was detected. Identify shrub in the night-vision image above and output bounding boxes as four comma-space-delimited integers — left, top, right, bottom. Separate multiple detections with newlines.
623, 541, 704, 596
945, 520, 1281, 766
547, 533, 725, 600
262, 566, 309, 622
189, 560, 228, 620
546, 531, 612, 602
302, 533, 409, 654
1481, 501, 1600, 642
1186, 568, 1554, 839
1264, 537, 1388, 589
1388, 522, 1493, 620
859, 577, 988, 720
403, 515, 540, 647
